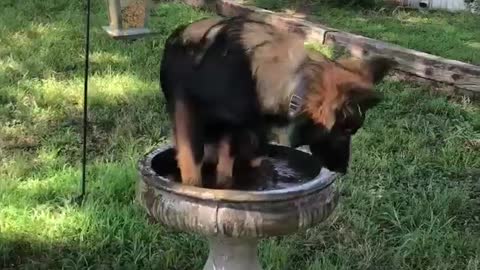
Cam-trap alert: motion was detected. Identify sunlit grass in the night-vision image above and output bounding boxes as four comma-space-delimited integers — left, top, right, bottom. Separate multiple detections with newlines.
0, 0, 479, 269
251, 0, 480, 64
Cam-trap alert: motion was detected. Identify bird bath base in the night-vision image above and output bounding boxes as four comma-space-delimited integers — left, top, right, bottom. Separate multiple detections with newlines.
204, 237, 261, 270
137, 144, 339, 270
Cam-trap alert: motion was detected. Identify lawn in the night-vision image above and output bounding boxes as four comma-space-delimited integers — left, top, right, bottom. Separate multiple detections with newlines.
1, 0, 480, 269
251, 0, 480, 65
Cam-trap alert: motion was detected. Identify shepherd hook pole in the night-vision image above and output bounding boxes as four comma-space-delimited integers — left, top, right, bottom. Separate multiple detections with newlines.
78, 0, 91, 204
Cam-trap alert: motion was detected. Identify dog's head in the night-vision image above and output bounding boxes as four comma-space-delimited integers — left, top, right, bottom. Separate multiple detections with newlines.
290, 55, 396, 173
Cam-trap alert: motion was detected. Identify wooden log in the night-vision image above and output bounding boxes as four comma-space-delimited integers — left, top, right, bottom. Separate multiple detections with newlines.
216, 0, 335, 43
212, 0, 480, 98
324, 31, 480, 97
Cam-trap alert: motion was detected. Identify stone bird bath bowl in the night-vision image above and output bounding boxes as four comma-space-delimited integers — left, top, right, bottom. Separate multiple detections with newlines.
136, 144, 339, 270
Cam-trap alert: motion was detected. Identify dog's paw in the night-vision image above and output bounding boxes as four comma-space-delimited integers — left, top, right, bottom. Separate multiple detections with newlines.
248, 159, 276, 190
215, 174, 234, 189
182, 177, 203, 187
257, 159, 276, 183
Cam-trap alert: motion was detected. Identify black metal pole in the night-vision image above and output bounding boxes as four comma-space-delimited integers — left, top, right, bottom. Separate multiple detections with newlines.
78, 0, 91, 204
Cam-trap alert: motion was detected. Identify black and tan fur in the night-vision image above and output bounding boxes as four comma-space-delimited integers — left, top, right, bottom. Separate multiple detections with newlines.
160, 16, 396, 188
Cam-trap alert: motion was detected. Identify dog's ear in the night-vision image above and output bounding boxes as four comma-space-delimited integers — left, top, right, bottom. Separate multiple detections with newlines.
364, 56, 397, 84
338, 56, 397, 84
341, 83, 383, 111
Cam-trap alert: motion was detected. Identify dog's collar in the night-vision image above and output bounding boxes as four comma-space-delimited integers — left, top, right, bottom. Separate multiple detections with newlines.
288, 77, 308, 118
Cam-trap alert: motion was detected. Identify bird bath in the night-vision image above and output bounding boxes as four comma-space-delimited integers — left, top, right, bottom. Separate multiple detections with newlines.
136, 144, 339, 270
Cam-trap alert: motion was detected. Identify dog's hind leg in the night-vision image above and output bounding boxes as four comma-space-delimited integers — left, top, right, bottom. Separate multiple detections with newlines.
173, 100, 204, 187
203, 143, 219, 165
216, 136, 234, 189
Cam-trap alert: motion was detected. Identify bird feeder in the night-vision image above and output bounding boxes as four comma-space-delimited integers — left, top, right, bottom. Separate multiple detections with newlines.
103, 0, 152, 39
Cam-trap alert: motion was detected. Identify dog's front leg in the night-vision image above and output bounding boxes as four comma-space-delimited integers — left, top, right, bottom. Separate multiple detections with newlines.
174, 100, 203, 187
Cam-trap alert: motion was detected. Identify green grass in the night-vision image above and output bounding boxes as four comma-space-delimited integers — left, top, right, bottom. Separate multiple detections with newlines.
251, 0, 480, 65
1, 0, 480, 269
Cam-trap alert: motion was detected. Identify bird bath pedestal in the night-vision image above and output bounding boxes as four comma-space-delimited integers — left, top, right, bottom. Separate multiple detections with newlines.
136, 144, 339, 270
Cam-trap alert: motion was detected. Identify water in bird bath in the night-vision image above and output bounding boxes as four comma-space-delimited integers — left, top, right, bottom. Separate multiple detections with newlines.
150, 145, 322, 191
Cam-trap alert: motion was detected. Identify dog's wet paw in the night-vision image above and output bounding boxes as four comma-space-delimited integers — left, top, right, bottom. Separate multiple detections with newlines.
182, 177, 203, 187
215, 174, 234, 189
251, 159, 277, 190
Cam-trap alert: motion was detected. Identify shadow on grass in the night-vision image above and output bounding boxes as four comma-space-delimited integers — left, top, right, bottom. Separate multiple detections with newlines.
0, 206, 208, 270
0, 0, 213, 181
1, 159, 208, 270
0, 0, 212, 83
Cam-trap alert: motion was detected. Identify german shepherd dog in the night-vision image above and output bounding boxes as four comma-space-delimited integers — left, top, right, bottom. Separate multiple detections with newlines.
160, 16, 395, 188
